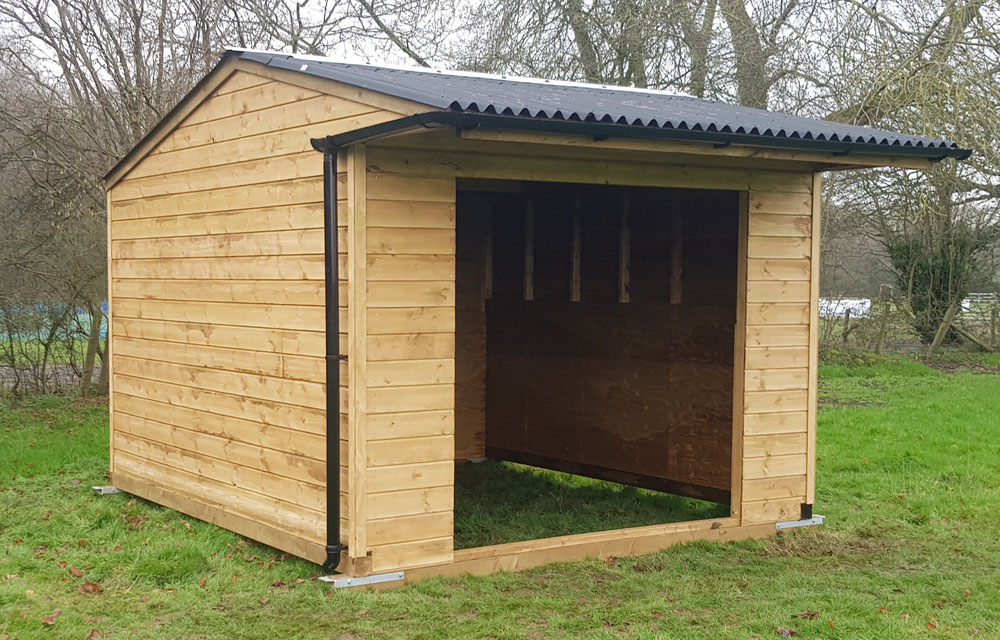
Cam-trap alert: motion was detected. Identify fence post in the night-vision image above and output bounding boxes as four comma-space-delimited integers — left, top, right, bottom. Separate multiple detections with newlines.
991, 307, 998, 349
841, 307, 852, 345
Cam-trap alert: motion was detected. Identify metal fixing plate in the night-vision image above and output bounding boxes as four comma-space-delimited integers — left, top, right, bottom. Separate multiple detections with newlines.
775, 515, 825, 530
319, 571, 405, 588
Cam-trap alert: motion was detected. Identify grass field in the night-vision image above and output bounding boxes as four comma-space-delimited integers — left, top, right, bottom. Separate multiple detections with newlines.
1, 355, 998, 639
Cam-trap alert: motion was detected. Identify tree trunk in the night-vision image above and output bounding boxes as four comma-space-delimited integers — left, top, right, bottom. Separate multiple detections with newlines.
565, 0, 602, 83
720, 0, 768, 108
81, 306, 102, 397
927, 300, 960, 354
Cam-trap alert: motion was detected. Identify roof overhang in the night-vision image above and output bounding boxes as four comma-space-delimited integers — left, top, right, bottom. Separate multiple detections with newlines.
309, 111, 971, 170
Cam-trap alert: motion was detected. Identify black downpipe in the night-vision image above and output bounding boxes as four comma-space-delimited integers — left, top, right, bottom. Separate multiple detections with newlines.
322, 147, 345, 573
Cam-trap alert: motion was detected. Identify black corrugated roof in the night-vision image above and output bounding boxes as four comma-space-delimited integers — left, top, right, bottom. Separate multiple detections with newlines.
235, 50, 969, 160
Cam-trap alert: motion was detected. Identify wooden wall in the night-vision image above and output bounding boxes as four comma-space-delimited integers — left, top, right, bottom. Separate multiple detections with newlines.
107, 69, 406, 563
467, 184, 737, 496
738, 185, 817, 524
357, 153, 457, 572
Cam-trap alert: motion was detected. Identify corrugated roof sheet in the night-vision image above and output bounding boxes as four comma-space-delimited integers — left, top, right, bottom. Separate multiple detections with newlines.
235, 50, 968, 157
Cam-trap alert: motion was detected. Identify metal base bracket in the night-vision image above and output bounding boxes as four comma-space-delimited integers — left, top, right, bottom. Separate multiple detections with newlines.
776, 514, 825, 530
319, 571, 405, 588
92, 486, 122, 495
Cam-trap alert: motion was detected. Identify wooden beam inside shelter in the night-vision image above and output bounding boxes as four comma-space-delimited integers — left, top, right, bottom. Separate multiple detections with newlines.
619, 193, 631, 303
524, 200, 535, 301
571, 196, 582, 302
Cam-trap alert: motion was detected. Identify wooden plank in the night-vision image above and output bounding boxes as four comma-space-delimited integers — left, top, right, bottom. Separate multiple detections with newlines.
368, 199, 456, 228
744, 368, 809, 392
742, 453, 808, 479
746, 303, 810, 325
749, 191, 813, 215
745, 346, 810, 370
368, 307, 455, 334
112, 255, 325, 280
670, 204, 683, 304
367, 255, 456, 281
807, 173, 822, 505
347, 143, 369, 560
368, 146, 814, 193
365, 173, 454, 202
113, 298, 325, 331
367, 281, 455, 308
367, 333, 455, 361
367, 461, 453, 493
483, 205, 494, 306
112, 317, 324, 356
746, 236, 810, 260
110, 203, 323, 240
401, 520, 776, 583
742, 496, 803, 524
368, 228, 454, 255
748, 213, 811, 238
618, 194, 630, 303
207, 70, 271, 96
743, 411, 808, 436
570, 199, 581, 302
367, 486, 453, 520
112, 278, 325, 306
112, 228, 324, 260
366, 410, 455, 441
746, 258, 810, 281
745, 280, 811, 303
371, 537, 454, 572
111, 177, 322, 221
732, 191, 749, 523
367, 384, 454, 414
368, 359, 455, 387
743, 432, 808, 458
367, 512, 453, 547
367, 436, 454, 467
744, 389, 808, 414
742, 475, 807, 502
745, 324, 809, 347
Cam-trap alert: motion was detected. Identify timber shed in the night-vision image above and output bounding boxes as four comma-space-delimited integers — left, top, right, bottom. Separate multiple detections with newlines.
103, 50, 970, 586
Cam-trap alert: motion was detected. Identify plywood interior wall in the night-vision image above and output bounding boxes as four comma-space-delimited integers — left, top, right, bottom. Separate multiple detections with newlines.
454, 183, 737, 499
107, 69, 406, 563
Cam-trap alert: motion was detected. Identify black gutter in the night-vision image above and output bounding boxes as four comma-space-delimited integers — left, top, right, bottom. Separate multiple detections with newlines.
321, 146, 345, 573
310, 111, 972, 161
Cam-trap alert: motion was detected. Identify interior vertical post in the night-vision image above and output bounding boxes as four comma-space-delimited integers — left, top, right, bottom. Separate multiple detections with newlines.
670, 193, 683, 305
571, 196, 582, 302
482, 202, 493, 311
619, 192, 631, 303
524, 199, 535, 301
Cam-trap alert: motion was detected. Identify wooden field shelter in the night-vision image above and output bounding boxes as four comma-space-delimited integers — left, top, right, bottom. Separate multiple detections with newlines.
103, 50, 969, 586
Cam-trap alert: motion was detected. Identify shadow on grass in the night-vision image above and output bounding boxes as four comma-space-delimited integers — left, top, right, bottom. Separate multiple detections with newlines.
453, 460, 730, 549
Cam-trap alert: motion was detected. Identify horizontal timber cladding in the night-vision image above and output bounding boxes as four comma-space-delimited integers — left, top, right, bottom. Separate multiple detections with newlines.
475, 183, 738, 495
740, 179, 818, 525
108, 68, 411, 561
359, 153, 458, 572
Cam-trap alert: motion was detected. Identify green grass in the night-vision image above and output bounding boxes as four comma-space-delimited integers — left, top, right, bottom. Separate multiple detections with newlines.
2, 358, 999, 639
454, 461, 728, 548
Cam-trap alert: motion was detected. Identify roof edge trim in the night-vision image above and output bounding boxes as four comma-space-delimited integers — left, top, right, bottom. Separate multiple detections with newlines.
310, 112, 972, 162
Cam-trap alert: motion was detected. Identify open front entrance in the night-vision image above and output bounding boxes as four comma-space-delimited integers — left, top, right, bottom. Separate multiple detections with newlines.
453, 179, 741, 548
